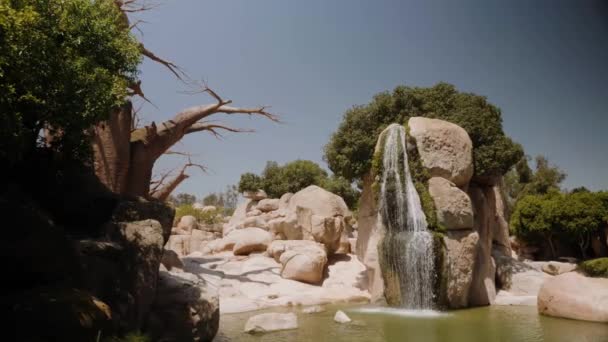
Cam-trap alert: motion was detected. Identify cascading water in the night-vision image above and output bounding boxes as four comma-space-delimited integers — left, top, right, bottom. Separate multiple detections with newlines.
378, 123, 435, 310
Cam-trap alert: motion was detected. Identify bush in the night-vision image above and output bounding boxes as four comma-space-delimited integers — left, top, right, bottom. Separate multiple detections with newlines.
579, 258, 608, 278
324, 83, 523, 183
174, 204, 222, 226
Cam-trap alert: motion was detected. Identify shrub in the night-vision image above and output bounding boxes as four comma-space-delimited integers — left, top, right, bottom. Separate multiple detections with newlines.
324, 83, 523, 184
579, 258, 608, 278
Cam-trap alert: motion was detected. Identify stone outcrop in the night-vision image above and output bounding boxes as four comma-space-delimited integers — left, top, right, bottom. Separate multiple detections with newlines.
256, 198, 280, 212
268, 240, 328, 283
334, 310, 352, 323
428, 177, 474, 230
244, 313, 298, 334
444, 230, 479, 308
408, 117, 474, 187
148, 270, 219, 341
356, 118, 514, 309
232, 228, 273, 255
538, 272, 608, 322
243, 189, 268, 201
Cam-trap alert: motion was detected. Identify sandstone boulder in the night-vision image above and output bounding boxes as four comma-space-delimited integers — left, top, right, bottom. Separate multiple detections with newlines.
268, 240, 328, 284
232, 228, 273, 255
200, 205, 217, 213
444, 230, 479, 308
428, 177, 474, 230
244, 312, 298, 334
177, 215, 198, 232
257, 198, 280, 212
408, 117, 473, 187
541, 261, 577, 275
279, 192, 294, 210
494, 253, 551, 296
302, 305, 326, 314
246, 209, 262, 217
268, 215, 300, 240
288, 185, 351, 218
538, 272, 608, 323
148, 270, 219, 341
239, 216, 269, 230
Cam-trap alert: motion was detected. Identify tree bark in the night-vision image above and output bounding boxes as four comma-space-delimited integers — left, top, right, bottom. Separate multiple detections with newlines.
92, 102, 133, 194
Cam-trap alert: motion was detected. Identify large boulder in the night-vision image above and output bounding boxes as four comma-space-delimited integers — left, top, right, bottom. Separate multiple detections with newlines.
541, 261, 577, 275
244, 312, 298, 334
286, 185, 352, 253
444, 230, 479, 308
177, 215, 198, 232
148, 270, 219, 341
428, 177, 474, 230
538, 272, 608, 322
355, 173, 385, 302
268, 215, 300, 240
232, 228, 273, 255
239, 216, 269, 230
494, 253, 551, 306
408, 117, 474, 187
256, 198, 280, 212
267, 240, 328, 284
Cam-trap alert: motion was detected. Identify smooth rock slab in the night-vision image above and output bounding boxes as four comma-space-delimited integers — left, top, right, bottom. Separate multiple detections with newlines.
538, 272, 608, 323
244, 312, 298, 334
302, 305, 326, 314
334, 310, 351, 323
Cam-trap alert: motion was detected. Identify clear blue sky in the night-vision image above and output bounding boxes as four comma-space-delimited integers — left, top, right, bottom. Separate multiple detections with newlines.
135, 0, 608, 198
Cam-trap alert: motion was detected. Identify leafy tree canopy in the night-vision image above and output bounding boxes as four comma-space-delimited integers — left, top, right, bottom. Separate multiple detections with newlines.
324, 83, 523, 183
504, 155, 566, 208
0, 0, 141, 164
237, 160, 360, 208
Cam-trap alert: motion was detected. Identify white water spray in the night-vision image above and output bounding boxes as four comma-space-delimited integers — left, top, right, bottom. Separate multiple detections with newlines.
379, 123, 435, 309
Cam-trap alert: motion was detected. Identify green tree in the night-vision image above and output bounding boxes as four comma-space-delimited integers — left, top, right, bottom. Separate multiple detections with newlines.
324, 83, 523, 183
0, 0, 141, 164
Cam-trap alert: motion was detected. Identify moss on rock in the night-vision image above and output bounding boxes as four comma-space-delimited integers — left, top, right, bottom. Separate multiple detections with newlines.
579, 258, 608, 278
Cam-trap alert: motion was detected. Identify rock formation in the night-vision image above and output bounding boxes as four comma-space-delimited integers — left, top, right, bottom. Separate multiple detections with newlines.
357, 117, 514, 309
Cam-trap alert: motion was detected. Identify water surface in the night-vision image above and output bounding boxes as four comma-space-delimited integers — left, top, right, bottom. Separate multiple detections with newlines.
215, 304, 608, 342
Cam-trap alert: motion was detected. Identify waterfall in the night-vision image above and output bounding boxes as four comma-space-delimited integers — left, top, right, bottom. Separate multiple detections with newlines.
379, 123, 435, 309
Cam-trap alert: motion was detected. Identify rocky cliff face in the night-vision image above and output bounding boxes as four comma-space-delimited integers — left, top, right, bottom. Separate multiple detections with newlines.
357, 117, 513, 309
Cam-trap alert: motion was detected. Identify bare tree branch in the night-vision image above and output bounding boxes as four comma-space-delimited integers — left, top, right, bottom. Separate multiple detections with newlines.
185, 122, 255, 137
140, 44, 187, 81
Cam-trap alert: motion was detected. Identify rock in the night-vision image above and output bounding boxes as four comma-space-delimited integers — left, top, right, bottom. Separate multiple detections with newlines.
334, 310, 351, 323
494, 291, 538, 306
538, 272, 608, 323
256, 198, 280, 212
246, 209, 262, 217
177, 215, 198, 233
268, 215, 300, 240
161, 250, 184, 271
302, 305, 326, 314
267, 240, 328, 284
233, 228, 273, 255
494, 253, 551, 296
541, 261, 577, 275
467, 185, 497, 306
165, 234, 191, 256
190, 229, 215, 253
428, 177, 474, 230
244, 313, 298, 334
200, 205, 217, 213
244, 190, 268, 201
279, 192, 294, 209
7, 287, 113, 342
444, 230, 479, 308
239, 216, 269, 230
408, 117, 474, 187
192, 202, 205, 210
288, 185, 351, 218
355, 173, 385, 302
148, 270, 220, 341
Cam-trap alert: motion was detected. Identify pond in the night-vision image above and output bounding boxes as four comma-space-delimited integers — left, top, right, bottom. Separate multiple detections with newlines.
214, 304, 608, 342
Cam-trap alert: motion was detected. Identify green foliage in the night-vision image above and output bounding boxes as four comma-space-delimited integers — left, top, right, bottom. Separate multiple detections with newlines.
0, 0, 141, 164
324, 83, 523, 183
237, 160, 360, 208
505, 156, 566, 201
202, 185, 239, 215
174, 204, 222, 225
579, 258, 608, 278
510, 191, 608, 258
237, 172, 264, 193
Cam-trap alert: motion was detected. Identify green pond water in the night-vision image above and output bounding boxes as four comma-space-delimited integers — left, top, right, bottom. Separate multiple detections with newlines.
214, 304, 608, 342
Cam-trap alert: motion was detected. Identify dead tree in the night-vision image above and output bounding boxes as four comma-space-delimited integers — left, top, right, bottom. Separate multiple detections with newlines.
92, 2, 278, 199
